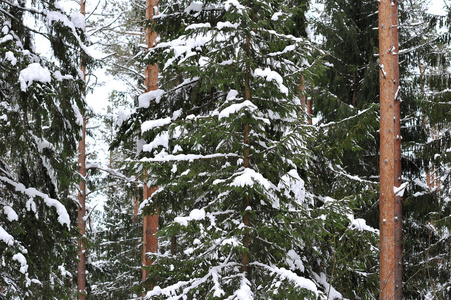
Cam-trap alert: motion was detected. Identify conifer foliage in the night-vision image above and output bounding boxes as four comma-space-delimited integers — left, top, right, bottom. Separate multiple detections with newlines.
0, 1, 87, 298
114, 0, 378, 298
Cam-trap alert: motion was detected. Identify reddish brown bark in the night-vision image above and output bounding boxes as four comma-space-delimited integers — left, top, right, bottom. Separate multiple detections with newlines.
145, 0, 159, 92
299, 75, 312, 125
142, 182, 159, 282
379, 0, 401, 299
77, 1, 87, 299
392, 1, 403, 298
306, 98, 313, 125
142, 0, 159, 290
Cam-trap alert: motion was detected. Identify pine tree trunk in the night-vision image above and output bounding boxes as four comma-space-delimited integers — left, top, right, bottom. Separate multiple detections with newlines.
142, 180, 159, 283
378, 0, 401, 298
241, 35, 251, 274
77, 1, 87, 299
142, 0, 159, 291
392, 1, 402, 298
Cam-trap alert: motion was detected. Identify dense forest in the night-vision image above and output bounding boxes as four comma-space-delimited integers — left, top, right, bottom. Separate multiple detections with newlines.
0, 0, 450, 299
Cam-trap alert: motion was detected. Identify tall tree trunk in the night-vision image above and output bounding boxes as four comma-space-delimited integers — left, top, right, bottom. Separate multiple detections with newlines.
299, 74, 313, 125
241, 35, 251, 274
142, 0, 159, 292
77, 1, 87, 299
378, 0, 401, 299
142, 178, 159, 282
392, 1, 402, 298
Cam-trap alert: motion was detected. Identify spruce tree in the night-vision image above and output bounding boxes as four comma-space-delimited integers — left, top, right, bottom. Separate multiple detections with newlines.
398, 1, 451, 297
0, 1, 88, 298
113, 0, 382, 298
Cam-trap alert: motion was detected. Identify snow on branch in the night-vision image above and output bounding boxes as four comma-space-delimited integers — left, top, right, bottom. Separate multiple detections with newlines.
394, 182, 409, 197
139, 153, 240, 163
85, 163, 141, 184
45, 10, 105, 60
141, 117, 171, 133
19, 63, 51, 91
251, 262, 319, 296
0, 176, 70, 228
319, 106, 376, 129
0, 226, 15, 246
144, 262, 240, 299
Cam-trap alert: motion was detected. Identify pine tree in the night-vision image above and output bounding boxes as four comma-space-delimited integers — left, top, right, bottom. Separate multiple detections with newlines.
0, 0, 88, 298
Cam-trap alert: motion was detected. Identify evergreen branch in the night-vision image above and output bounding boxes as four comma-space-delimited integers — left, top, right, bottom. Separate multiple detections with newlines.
85, 163, 141, 184
139, 153, 240, 163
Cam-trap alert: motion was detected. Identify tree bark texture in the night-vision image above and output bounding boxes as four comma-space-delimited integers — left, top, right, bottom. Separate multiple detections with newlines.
77, 1, 87, 299
392, 1, 403, 298
142, 181, 159, 282
142, 0, 159, 289
378, 0, 402, 299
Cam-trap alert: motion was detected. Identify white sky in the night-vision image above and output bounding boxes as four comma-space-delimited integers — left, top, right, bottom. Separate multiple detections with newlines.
427, 0, 447, 15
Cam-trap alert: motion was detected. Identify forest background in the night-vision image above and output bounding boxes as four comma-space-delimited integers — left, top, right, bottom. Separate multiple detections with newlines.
0, 0, 450, 299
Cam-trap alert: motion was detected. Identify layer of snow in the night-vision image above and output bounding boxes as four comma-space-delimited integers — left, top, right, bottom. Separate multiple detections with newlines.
53, 70, 73, 81
217, 21, 240, 30
19, 63, 51, 92
185, 1, 203, 14
254, 67, 288, 95
347, 214, 379, 234
3, 206, 18, 222
234, 276, 253, 300
230, 168, 272, 190
253, 262, 318, 296
394, 182, 409, 197
70, 12, 85, 29
286, 249, 305, 273
218, 100, 257, 119
279, 169, 305, 205
186, 23, 210, 30
0, 226, 14, 246
312, 272, 342, 300
226, 89, 239, 100
5, 51, 17, 65
271, 12, 284, 21
142, 131, 170, 152
140, 152, 239, 163
224, 0, 245, 12
12, 253, 28, 274
141, 117, 171, 133
0, 176, 71, 228
138, 89, 165, 108
174, 208, 206, 226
